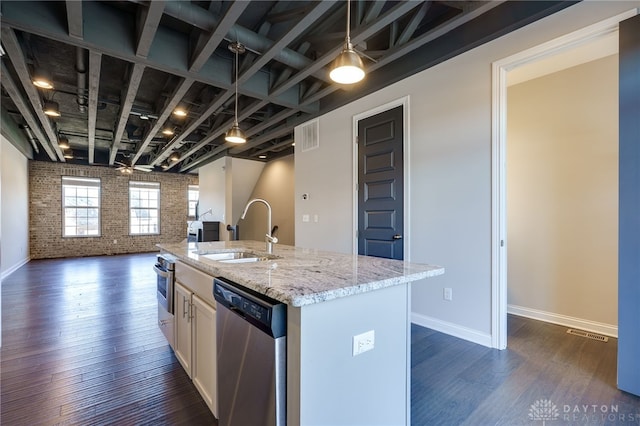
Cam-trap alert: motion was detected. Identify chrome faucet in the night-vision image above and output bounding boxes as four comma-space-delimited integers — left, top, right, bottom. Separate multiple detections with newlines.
241, 198, 278, 253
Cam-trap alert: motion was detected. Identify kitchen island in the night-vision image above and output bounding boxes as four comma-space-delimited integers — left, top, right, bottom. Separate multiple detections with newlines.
158, 240, 444, 426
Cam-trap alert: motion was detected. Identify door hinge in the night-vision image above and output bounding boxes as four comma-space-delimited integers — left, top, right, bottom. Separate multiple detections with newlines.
355, 135, 359, 144
500, 240, 505, 247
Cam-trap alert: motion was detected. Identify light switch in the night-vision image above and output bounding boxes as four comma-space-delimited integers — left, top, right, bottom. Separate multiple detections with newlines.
302, 214, 310, 222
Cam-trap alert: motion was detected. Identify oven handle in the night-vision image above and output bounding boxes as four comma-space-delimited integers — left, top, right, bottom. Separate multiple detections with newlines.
153, 265, 170, 278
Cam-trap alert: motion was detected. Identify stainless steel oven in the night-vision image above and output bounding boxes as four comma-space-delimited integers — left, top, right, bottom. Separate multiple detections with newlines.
154, 254, 176, 348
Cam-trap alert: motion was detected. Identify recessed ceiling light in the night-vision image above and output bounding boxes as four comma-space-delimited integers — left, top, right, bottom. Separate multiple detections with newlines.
173, 108, 187, 117
162, 128, 174, 136
258, 155, 267, 159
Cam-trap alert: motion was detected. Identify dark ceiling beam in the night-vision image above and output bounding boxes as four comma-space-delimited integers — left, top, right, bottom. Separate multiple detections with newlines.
318, 0, 577, 114
0, 27, 65, 161
136, 1, 165, 58
65, 0, 83, 39
395, 1, 432, 46
148, 91, 234, 166
0, 1, 319, 114
189, 1, 249, 72
270, 1, 423, 99
159, 0, 336, 84
155, 2, 332, 168
131, 77, 194, 165
253, 138, 295, 157
0, 61, 57, 161
110, 63, 146, 165
87, 50, 102, 164
165, 99, 269, 171
175, 104, 301, 171
362, 1, 385, 25
301, 0, 505, 107
237, 1, 335, 86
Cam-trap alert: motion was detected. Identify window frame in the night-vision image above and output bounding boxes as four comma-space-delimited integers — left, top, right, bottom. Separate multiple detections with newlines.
129, 181, 161, 236
62, 176, 101, 238
188, 185, 199, 218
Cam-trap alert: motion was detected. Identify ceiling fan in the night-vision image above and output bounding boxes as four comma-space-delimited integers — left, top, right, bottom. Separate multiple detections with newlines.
115, 161, 153, 174
114, 151, 154, 174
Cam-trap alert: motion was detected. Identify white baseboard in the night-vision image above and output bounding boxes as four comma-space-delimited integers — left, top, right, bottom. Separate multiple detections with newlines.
508, 304, 618, 338
1, 257, 30, 282
411, 312, 493, 348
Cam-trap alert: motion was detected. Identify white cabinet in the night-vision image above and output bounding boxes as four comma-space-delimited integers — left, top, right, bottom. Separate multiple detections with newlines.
174, 267, 218, 417
174, 281, 193, 374
191, 294, 217, 414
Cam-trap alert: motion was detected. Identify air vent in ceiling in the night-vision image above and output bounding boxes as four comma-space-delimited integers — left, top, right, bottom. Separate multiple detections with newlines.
566, 328, 609, 342
299, 119, 319, 152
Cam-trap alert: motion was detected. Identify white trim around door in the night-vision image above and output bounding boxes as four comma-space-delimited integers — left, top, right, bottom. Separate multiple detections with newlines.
490, 9, 638, 350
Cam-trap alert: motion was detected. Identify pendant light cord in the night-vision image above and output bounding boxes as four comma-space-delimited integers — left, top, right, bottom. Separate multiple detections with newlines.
234, 45, 239, 125
345, 0, 351, 48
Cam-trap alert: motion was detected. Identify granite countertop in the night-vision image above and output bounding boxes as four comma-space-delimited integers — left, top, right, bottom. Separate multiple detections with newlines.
158, 240, 444, 307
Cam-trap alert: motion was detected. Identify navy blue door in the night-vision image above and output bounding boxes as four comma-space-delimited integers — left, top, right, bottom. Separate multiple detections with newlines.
357, 105, 404, 259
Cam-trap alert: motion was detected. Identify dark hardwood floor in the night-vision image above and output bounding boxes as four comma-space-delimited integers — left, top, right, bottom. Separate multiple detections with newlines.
411, 317, 640, 425
1, 253, 216, 426
2, 254, 639, 425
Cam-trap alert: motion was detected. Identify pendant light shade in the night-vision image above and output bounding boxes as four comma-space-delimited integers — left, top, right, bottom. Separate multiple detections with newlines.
225, 41, 247, 144
32, 68, 54, 89
330, 0, 365, 84
58, 135, 70, 149
330, 43, 365, 84
43, 100, 61, 117
225, 124, 246, 144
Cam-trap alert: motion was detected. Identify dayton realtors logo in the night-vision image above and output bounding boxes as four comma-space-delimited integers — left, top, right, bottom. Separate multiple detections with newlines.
529, 399, 560, 425
529, 399, 640, 424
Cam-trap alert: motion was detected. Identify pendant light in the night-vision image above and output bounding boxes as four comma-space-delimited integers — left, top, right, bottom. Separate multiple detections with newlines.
43, 100, 61, 117
225, 41, 247, 144
330, 0, 365, 84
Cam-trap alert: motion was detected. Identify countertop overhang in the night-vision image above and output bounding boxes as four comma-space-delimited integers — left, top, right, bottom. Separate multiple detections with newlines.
158, 240, 444, 307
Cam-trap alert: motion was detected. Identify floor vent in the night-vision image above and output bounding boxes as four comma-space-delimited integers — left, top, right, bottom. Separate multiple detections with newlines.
567, 328, 609, 342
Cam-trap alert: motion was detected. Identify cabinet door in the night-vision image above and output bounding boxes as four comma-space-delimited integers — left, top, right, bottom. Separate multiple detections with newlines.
174, 281, 192, 376
192, 294, 218, 417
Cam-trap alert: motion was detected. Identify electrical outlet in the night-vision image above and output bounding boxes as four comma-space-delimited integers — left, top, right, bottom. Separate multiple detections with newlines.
302, 214, 310, 222
444, 288, 453, 301
352, 330, 375, 356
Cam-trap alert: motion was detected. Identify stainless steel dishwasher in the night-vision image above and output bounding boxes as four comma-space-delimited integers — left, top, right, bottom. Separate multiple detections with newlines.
213, 277, 287, 426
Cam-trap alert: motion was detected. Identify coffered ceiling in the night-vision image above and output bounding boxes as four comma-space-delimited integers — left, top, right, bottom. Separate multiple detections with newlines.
0, 0, 574, 173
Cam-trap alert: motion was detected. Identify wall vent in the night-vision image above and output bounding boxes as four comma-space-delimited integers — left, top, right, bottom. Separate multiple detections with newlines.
299, 119, 319, 152
566, 328, 609, 342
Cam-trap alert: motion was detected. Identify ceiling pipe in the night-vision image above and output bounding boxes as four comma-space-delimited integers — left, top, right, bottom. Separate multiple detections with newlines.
22, 125, 41, 154
76, 47, 87, 113
159, 0, 320, 74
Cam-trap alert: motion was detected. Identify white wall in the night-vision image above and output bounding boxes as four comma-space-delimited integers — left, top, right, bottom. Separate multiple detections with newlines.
295, 1, 639, 343
198, 157, 226, 224
1, 135, 30, 279
240, 155, 295, 246
507, 55, 618, 328
197, 157, 264, 241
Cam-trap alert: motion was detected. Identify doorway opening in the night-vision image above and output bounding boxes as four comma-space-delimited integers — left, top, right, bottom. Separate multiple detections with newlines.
491, 10, 636, 350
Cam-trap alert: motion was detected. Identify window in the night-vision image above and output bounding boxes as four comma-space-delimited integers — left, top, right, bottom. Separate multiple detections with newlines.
129, 181, 160, 235
62, 177, 101, 237
188, 185, 199, 217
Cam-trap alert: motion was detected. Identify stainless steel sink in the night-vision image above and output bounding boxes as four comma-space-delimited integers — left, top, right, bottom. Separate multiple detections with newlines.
198, 251, 279, 263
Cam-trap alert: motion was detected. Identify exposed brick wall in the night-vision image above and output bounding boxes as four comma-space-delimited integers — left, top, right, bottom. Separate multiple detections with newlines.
29, 160, 198, 259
